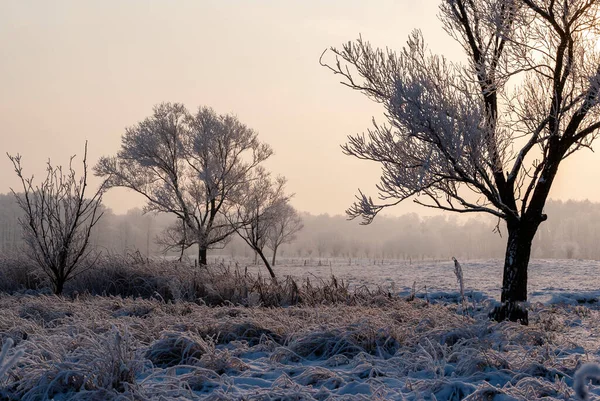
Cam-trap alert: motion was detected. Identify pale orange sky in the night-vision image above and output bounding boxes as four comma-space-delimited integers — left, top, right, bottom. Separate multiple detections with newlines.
1, 1, 598, 217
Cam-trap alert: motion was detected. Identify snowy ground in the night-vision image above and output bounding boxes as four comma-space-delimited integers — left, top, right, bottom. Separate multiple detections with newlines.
2, 259, 600, 400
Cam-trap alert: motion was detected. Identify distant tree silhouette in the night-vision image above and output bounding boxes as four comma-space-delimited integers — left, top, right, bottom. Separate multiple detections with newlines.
267, 200, 303, 266
230, 168, 290, 278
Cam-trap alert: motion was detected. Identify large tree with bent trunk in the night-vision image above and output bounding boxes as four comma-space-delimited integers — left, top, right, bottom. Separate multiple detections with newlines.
95, 103, 272, 265
322, 0, 600, 323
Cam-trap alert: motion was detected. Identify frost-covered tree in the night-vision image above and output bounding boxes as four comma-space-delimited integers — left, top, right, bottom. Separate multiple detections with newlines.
231, 168, 289, 278
7, 143, 105, 294
95, 103, 272, 265
267, 202, 303, 266
323, 0, 600, 323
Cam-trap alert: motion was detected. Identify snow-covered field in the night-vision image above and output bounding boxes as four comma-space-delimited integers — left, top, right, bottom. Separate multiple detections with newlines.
245, 258, 600, 305
2, 259, 600, 400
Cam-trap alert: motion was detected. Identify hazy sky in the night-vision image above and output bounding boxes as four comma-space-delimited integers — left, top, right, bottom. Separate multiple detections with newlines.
2, 1, 600, 217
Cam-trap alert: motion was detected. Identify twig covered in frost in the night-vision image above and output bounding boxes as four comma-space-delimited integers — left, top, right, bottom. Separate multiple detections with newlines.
574, 363, 600, 400
452, 257, 465, 306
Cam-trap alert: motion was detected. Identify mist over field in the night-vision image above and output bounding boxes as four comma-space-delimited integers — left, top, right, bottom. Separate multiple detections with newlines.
0, 194, 597, 262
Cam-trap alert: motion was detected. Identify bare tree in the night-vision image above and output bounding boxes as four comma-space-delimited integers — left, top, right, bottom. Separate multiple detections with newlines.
267, 202, 303, 266
231, 168, 289, 278
95, 103, 272, 265
322, 0, 600, 323
7, 143, 105, 294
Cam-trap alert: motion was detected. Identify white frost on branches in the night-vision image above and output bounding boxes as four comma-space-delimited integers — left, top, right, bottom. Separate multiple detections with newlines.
95, 103, 273, 260
322, 0, 600, 225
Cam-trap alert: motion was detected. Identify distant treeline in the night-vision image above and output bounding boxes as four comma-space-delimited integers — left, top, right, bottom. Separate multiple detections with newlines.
0, 194, 171, 257
0, 193, 597, 260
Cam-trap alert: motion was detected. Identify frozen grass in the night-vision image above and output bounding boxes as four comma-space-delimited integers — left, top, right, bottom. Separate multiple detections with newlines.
2, 257, 600, 399
0, 255, 45, 294
0, 255, 395, 309
244, 258, 600, 305
0, 293, 599, 399
5, 255, 600, 307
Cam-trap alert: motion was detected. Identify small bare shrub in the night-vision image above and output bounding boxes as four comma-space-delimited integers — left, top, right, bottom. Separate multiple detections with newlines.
8, 143, 105, 295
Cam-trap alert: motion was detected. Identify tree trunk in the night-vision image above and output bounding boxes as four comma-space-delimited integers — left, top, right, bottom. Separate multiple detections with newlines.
492, 222, 538, 324
271, 245, 278, 267
257, 249, 276, 279
54, 278, 64, 295
198, 247, 207, 266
